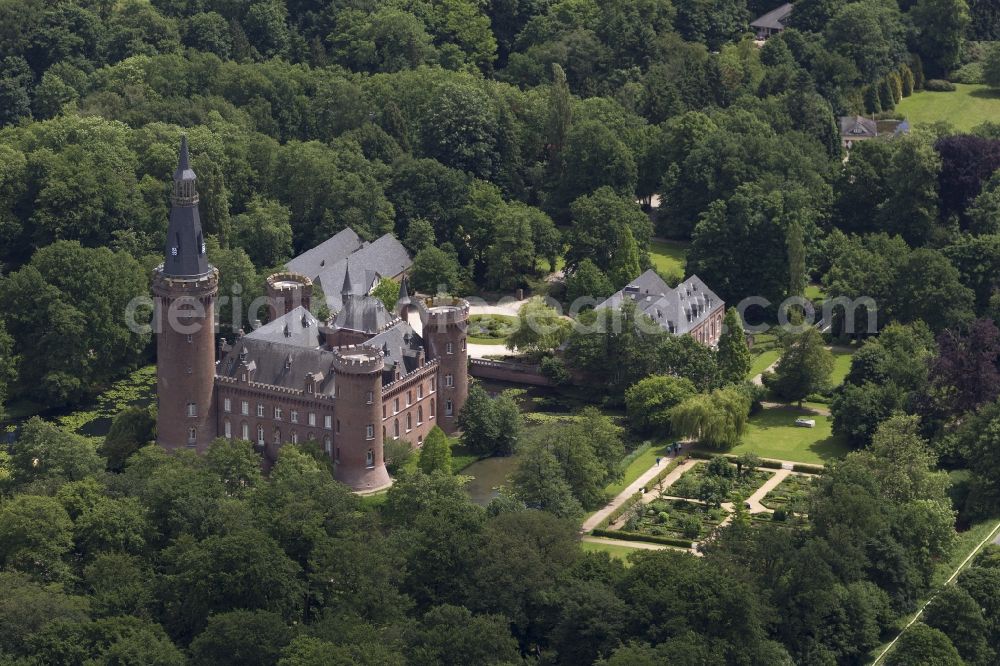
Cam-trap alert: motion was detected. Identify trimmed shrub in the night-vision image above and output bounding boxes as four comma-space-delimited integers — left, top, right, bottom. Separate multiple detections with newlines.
924, 79, 957, 92
792, 463, 825, 474
773, 508, 788, 521
901, 65, 915, 96
590, 528, 694, 548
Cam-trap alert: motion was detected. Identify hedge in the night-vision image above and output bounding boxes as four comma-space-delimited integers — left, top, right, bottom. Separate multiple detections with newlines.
686, 451, 783, 470
924, 79, 956, 91
590, 528, 694, 549
792, 463, 825, 474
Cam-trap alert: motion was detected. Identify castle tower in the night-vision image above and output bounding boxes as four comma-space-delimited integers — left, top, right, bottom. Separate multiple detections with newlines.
265, 271, 313, 320
331, 346, 391, 491
152, 136, 219, 453
422, 297, 469, 434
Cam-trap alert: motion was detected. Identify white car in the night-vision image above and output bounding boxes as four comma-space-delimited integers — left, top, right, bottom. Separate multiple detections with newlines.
794, 418, 816, 428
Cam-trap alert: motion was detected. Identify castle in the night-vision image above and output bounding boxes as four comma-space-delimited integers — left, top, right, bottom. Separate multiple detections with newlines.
153, 138, 469, 492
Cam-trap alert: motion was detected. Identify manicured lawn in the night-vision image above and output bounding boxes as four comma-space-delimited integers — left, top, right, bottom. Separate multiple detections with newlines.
467, 314, 517, 345
895, 83, 1000, 132
649, 239, 688, 275
829, 346, 854, 386
605, 441, 675, 497
804, 283, 826, 301
728, 405, 850, 464
580, 540, 642, 562
749, 350, 781, 379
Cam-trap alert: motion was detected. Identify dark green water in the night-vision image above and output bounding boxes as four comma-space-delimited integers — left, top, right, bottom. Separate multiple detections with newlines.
463, 454, 521, 505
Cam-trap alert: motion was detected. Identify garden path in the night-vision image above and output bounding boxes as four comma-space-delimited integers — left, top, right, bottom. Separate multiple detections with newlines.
744, 468, 791, 513
580, 458, 699, 533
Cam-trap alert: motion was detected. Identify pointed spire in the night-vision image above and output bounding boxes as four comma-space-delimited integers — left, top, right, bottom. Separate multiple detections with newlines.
162, 136, 210, 278
341, 259, 354, 298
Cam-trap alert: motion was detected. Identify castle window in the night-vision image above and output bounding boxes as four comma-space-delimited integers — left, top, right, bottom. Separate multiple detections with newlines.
366, 449, 374, 468
273, 429, 281, 445
430, 398, 435, 418
406, 413, 412, 431
335, 447, 340, 463
446, 399, 453, 416
324, 435, 331, 454
223, 398, 231, 413
446, 342, 453, 354
241, 400, 249, 415
274, 407, 282, 420
406, 391, 412, 406
431, 377, 436, 392
461, 338, 466, 351
257, 404, 265, 417
382, 425, 386, 439
418, 384, 423, 399
290, 410, 298, 424
394, 419, 399, 438
291, 431, 298, 444
257, 425, 265, 446
366, 424, 374, 440
224, 419, 231, 438
242, 422, 249, 440
336, 419, 340, 434
308, 412, 316, 427
242, 374, 247, 382
186, 367, 192, 375
394, 397, 399, 413
187, 334, 193, 343
324, 415, 332, 430
417, 406, 423, 425
382, 405, 386, 419
186, 403, 197, 417
445, 374, 454, 388
308, 432, 315, 441
366, 390, 373, 404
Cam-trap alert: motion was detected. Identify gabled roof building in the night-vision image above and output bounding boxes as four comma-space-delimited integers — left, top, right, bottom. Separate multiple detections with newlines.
153, 139, 467, 493
595, 270, 726, 347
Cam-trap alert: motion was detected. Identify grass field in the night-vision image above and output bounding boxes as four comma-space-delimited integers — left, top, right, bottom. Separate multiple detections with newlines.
649, 239, 688, 276
829, 347, 854, 386
804, 283, 826, 301
580, 540, 641, 562
727, 405, 850, 464
749, 350, 781, 379
605, 441, 675, 496
895, 83, 1000, 132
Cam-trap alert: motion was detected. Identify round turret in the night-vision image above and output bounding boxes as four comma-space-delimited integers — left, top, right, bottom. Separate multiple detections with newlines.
331, 345, 390, 492
265, 271, 313, 320
420, 297, 469, 434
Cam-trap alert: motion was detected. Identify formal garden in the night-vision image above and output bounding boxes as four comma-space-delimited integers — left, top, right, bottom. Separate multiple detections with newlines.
667, 457, 774, 505
467, 314, 518, 345
761, 473, 818, 515
622, 497, 728, 541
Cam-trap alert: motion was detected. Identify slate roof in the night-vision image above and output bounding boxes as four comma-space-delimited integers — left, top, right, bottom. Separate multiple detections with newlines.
245, 306, 322, 348
217, 337, 338, 396
333, 294, 396, 335
285, 228, 363, 280
751, 3, 792, 30
367, 322, 425, 383
163, 137, 211, 278
839, 115, 878, 138
595, 270, 723, 336
315, 234, 412, 313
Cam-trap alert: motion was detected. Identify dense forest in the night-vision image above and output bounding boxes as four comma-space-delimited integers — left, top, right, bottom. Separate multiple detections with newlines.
3, 0, 1000, 664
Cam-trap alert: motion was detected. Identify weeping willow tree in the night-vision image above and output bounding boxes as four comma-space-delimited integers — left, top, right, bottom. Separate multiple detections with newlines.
669, 387, 751, 449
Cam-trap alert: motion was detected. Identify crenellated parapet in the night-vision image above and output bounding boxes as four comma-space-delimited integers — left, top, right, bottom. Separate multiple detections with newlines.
331, 345, 385, 375
152, 265, 219, 297
418, 296, 470, 332
265, 271, 313, 319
